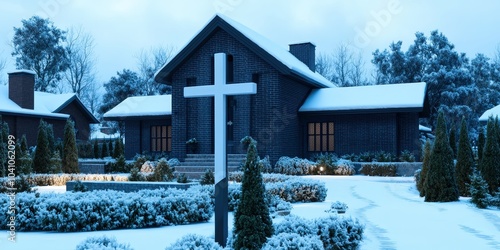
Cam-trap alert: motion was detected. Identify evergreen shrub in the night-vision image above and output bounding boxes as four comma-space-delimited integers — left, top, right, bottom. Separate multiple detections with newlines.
76, 235, 133, 250
360, 163, 397, 176
165, 234, 222, 250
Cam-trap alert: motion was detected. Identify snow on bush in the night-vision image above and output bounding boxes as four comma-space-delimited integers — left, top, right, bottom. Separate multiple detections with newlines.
272, 215, 364, 250
165, 234, 222, 250
273, 215, 315, 236
315, 216, 364, 250
267, 194, 292, 214
140, 161, 155, 173
262, 232, 324, 250
229, 172, 291, 183
266, 178, 327, 202
274, 156, 317, 175
76, 235, 133, 250
334, 159, 356, 175
0, 174, 129, 187
0, 186, 213, 232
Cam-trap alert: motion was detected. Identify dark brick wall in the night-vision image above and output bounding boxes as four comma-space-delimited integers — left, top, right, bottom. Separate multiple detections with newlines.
289, 43, 316, 72
169, 29, 288, 160
124, 118, 171, 159
8, 71, 34, 110
59, 101, 94, 141
302, 112, 421, 158
0, 114, 66, 147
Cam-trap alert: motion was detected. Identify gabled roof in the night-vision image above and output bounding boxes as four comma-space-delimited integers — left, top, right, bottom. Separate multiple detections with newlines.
0, 85, 98, 122
155, 14, 335, 88
103, 95, 172, 120
479, 105, 500, 122
299, 82, 428, 114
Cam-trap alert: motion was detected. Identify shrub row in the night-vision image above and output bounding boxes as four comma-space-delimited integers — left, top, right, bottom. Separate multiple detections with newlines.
229, 172, 292, 183
271, 155, 355, 176
163, 215, 364, 250
266, 178, 328, 203
342, 150, 416, 162
0, 186, 213, 232
359, 163, 397, 176
0, 173, 128, 187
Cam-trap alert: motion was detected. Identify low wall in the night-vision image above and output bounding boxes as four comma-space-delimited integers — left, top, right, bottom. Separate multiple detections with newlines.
352, 162, 422, 177
66, 181, 196, 192
78, 160, 107, 174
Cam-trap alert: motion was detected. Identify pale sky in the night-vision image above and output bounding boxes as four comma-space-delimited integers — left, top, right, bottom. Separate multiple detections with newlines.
1, 0, 499, 87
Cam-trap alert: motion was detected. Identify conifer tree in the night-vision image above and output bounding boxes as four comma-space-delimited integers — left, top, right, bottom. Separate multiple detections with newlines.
468, 170, 490, 209
478, 128, 485, 162
113, 138, 124, 158
424, 111, 459, 202
20, 134, 28, 153
93, 140, 99, 159
449, 124, 457, 159
108, 140, 113, 156
45, 123, 55, 152
233, 139, 273, 250
0, 123, 5, 177
62, 119, 79, 173
33, 120, 51, 173
479, 117, 500, 194
101, 142, 108, 158
417, 139, 432, 197
455, 118, 473, 196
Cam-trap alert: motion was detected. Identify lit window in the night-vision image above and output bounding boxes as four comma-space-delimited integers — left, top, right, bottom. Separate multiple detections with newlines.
151, 125, 172, 152
307, 122, 334, 152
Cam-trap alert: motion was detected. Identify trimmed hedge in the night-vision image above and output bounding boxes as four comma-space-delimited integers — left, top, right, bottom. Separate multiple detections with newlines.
165, 234, 222, 250
273, 215, 364, 250
76, 236, 133, 250
262, 233, 324, 250
359, 163, 397, 176
0, 174, 128, 187
0, 186, 213, 232
266, 178, 327, 203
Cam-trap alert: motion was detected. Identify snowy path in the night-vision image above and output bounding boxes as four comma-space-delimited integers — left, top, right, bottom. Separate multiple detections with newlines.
2, 176, 500, 250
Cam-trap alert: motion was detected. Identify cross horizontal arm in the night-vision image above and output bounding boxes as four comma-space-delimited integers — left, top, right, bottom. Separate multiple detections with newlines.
184, 82, 257, 98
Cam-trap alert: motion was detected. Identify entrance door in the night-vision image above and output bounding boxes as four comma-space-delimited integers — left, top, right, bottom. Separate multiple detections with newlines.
227, 96, 235, 153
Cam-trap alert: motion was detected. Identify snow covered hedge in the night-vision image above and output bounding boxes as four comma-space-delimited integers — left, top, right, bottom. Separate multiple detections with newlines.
165, 234, 222, 250
273, 215, 364, 250
229, 172, 292, 183
0, 174, 128, 187
274, 156, 318, 175
359, 163, 397, 176
76, 236, 133, 250
0, 186, 213, 232
262, 232, 324, 250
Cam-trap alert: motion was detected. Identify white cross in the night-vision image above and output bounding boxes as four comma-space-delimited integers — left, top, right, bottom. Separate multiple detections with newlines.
184, 52, 257, 183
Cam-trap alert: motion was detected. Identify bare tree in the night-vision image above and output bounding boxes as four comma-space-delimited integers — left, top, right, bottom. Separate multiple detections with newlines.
65, 26, 96, 96
80, 79, 102, 118
316, 43, 370, 87
349, 52, 370, 86
136, 45, 174, 95
333, 43, 353, 87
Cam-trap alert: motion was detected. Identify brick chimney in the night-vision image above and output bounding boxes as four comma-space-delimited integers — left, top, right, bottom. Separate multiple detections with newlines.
8, 70, 36, 110
289, 42, 316, 72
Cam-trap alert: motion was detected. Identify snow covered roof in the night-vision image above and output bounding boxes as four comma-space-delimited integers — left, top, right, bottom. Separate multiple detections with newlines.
8, 69, 36, 75
299, 82, 427, 113
103, 95, 172, 119
155, 14, 335, 88
419, 125, 432, 132
0, 85, 70, 119
479, 105, 500, 122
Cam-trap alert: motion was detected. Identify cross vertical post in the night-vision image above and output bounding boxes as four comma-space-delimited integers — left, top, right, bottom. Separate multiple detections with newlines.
183, 52, 257, 247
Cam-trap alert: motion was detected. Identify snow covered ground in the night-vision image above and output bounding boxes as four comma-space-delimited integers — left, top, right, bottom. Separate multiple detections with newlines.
2, 176, 500, 250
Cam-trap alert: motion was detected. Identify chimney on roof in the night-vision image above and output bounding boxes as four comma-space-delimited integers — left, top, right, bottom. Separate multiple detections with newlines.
8, 70, 35, 110
289, 42, 316, 72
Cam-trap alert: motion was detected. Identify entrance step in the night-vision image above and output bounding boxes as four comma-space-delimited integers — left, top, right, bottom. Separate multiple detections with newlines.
176, 154, 246, 180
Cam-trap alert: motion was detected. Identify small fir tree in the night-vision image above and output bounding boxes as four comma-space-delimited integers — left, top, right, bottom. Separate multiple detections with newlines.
477, 128, 485, 162
62, 119, 79, 173
233, 139, 273, 250
424, 111, 459, 202
93, 140, 99, 159
1, 118, 9, 145
20, 134, 28, 153
200, 169, 215, 185
49, 151, 63, 173
45, 123, 55, 152
113, 138, 124, 159
449, 124, 457, 159
479, 117, 500, 194
101, 142, 108, 158
468, 170, 490, 209
417, 139, 432, 197
33, 120, 51, 173
455, 118, 474, 196
0, 123, 5, 177
108, 140, 113, 156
